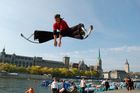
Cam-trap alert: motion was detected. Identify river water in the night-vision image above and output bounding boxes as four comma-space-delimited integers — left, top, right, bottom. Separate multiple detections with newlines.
0, 78, 140, 93
0, 78, 51, 93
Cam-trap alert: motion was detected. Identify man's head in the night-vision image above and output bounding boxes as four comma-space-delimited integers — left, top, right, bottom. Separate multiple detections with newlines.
53, 77, 57, 81
54, 14, 61, 23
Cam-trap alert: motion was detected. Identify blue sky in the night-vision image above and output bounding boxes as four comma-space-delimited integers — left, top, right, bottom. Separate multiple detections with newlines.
0, 0, 140, 72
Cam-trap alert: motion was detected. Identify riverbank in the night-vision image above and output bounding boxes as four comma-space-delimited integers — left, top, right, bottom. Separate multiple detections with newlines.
0, 72, 51, 80
101, 89, 140, 93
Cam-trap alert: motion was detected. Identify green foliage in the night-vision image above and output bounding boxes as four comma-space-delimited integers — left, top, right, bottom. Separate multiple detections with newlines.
0, 63, 100, 78
27, 66, 42, 74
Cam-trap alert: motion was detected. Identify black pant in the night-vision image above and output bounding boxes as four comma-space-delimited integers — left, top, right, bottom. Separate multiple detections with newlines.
64, 23, 84, 39
34, 24, 84, 43
52, 88, 58, 93
105, 86, 109, 91
81, 87, 85, 93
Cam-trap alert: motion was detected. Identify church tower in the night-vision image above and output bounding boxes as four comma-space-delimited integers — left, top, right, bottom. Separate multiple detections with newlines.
124, 59, 130, 73
1, 47, 6, 55
97, 49, 102, 68
63, 56, 70, 68
96, 49, 103, 74
0, 47, 6, 63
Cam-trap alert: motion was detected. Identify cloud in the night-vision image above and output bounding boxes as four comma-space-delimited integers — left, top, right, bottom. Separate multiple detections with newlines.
127, 46, 140, 52
107, 46, 140, 52
108, 46, 126, 52
42, 45, 140, 62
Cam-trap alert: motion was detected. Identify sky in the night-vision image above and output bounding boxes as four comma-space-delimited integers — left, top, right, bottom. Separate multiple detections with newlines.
0, 0, 140, 72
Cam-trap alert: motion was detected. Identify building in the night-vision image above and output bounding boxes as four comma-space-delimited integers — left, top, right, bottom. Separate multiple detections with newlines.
128, 72, 140, 79
109, 70, 128, 80
71, 49, 103, 73
70, 60, 88, 71
0, 48, 69, 68
103, 72, 111, 79
89, 49, 103, 77
103, 59, 130, 80
78, 60, 88, 71
124, 59, 130, 73
0, 48, 104, 75
70, 49, 103, 77
95, 49, 103, 73
103, 70, 128, 80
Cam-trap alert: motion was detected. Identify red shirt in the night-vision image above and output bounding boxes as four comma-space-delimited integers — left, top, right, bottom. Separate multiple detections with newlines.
53, 20, 69, 31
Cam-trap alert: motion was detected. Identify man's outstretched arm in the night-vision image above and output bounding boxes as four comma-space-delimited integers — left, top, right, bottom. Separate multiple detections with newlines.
53, 30, 57, 47
58, 34, 62, 47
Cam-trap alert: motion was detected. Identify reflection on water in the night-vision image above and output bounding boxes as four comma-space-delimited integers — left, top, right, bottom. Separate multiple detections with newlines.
0, 78, 51, 93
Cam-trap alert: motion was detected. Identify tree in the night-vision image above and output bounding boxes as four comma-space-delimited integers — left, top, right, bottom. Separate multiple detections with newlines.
70, 68, 79, 76
28, 66, 42, 74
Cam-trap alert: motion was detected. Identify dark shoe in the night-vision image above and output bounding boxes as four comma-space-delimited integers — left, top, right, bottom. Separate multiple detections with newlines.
80, 28, 86, 38
80, 29, 86, 36
79, 23, 85, 28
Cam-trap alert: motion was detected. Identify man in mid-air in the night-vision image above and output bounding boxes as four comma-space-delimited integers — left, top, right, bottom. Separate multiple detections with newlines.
53, 14, 88, 47
21, 14, 93, 45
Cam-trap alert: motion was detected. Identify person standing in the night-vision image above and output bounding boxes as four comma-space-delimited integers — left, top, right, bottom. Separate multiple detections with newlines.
71, 82, 78, 93
51, 77, 59, 93
80, 78, 86, 93
104, 80, 110, 91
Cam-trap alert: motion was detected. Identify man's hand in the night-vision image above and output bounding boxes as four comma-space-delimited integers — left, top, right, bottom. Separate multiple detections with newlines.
58, 41, 61, 47
58, 34, 62, 47
54, 40, 57, 47
53, 34, 57, 47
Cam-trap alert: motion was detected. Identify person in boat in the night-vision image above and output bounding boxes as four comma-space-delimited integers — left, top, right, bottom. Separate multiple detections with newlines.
104, 80, 110, 91
80, 78, 86, 93
51, 77, 59, 93
25, 88, 35, 93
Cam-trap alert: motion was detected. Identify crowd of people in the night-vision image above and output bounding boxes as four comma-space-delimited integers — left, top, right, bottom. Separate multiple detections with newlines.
50, 77, 82, 93
25, 77, 139, 93
124, 78, 134, 91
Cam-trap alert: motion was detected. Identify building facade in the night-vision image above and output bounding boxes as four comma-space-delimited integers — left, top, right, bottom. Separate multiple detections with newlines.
0, 48, 104, 76
0, 48, 69, 68
71, 49, 103, 73
89, 49, 103, 77
103, 59, 131, 80
109, 70, 128, 80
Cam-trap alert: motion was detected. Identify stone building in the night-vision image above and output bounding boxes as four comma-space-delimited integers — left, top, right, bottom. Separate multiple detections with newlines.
70, 60, 88, 70
103, 72, 111, 79
109, 70, 128, 80
70, 49, 104, 78
89, 49, 103, 77
103, 70, 128, 80
95, 49, 103, 73
0, 48, 69, 68
0, 48, 104, 76
103, 60, 130, 80
78, 60, 88, 71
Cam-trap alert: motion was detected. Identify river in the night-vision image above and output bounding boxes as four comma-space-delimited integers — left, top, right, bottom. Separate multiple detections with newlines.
0, 78, 140, 93
0, 78, 51, 93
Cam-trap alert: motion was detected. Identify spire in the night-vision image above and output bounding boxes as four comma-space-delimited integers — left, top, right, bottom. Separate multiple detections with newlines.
99, 48, 101, 58
97, 48, 102, 67
125, 58, 130, 73
125, 58, 129, 64
2, 46, 5, 53
1, 46, 6, 55
97, 48, 101, 60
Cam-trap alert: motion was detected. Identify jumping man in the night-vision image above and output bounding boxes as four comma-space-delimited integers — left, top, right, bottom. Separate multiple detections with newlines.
53, 14, 88, 47
21, 14, 93, 45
